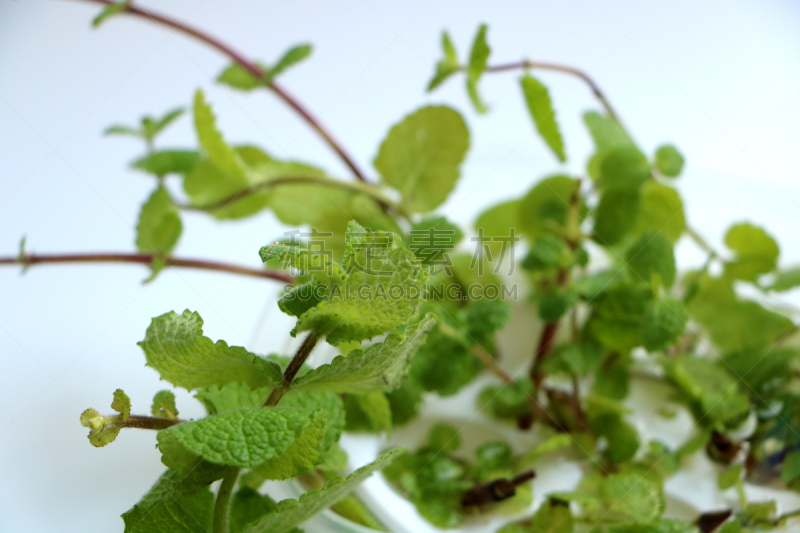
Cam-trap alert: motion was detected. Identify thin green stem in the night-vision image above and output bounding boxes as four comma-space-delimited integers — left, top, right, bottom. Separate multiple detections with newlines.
0, 253, 294, 283
264, 332, 319, 407
213, 468, 240, 533
685, 225, 718, 258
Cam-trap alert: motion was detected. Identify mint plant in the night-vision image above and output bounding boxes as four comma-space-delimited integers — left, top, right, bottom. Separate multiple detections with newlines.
3, 2, 800, 533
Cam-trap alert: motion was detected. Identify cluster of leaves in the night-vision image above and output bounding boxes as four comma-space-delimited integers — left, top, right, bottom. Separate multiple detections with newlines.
383, 424, 570, 528
76, 7, 800, 533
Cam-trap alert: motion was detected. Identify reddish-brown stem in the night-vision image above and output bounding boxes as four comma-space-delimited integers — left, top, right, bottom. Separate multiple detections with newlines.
486, 60, 622, 125
1, 253, 294, 283
123, 414, 183, 430
264, 332, 319, 407
471, 345, 562, 431
78, 0, 369, 183
531, 321, 559, 387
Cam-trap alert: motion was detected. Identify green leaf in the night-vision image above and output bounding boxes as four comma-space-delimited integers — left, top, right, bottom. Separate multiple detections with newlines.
195, 382, 271, 414
230, 488, 277, 533
242, 448, 404, 533
151, 390, 178, 419
765, 266, 800, 292
112, 389, 131, 422
520, 75, 566, 162
626, 231, 676, 288
260, 244, 345, 289
640, 297, 687, 351
80, 389, 131, 447
590, 412, 640, 463
136, 186, 182, 255
522, 235, 573, 271
281, 223, 429, 345
161, 407, 320, 468
132, 150, 200, 178
292, 315, 436, 393
718, 464, 743, 490
666, 355, 751, 426
466, 25, 491, 113
583, 111, 635, 152
156, 430, 233, 485
344, 392, 392, 434
386, 377, 423, 426
687, 273, 794, 352
252, 410, 327, 480
138, 310, 281, 390
409, 217, 464, 265
411, 327, 483, 396
92, 0, 131, 28
654, 144, 685, 177
519, 175, 580, 239
217, 62, 269, 91
593, 188, 641, 246
599, 146, 651, 191
587, 283, 651, 352
105, 124, 139, 137
530, 499, 573, 533
121, 469, 213, 533
427, 423, 461, 454
477, 379, 534, 421
632, 181, 685, 243
538, 286, 578, 322
598, 467, 665, 522
427, 31, 460, 92
271, 44, 313, 78
153, 107, 185, 134
193, 89, 247, 181
724, 347, 796, 400
475, 199, 521, 255
374, 106, 469, 213
280, 390, 345, 453
541, 343, 602, 378
723, 222, 779, 281
515, 434, 573, 471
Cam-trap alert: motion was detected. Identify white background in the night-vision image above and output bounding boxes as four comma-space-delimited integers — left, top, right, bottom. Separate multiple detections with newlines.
1, 0, 799, 531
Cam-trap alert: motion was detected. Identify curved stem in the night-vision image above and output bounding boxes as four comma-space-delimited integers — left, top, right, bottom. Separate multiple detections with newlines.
213, 468, 240, 533
264, 332, 319, 407
1, 253, 294, 283
183, 175, 408, 220
77, 0, 369, 183
485, 60, 622, 125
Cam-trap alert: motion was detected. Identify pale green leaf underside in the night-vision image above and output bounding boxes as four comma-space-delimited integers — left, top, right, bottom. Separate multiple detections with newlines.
374, 106, 469, 213
243, 448, 405, 533
292, 314, 437, 393
163, 407, 320, 468
136, 186, 182, 254
138, 310, 281, 390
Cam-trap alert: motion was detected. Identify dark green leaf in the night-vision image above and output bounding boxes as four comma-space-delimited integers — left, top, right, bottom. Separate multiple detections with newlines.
640, 297, 687, 351
593, 189, 641, 246
723, 222, 779, 281
626, 231, 676, 288
135, 186, 182, 255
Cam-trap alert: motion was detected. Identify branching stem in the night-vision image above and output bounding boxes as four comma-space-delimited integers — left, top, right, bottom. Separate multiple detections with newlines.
213, 468, 240, 533
1, 253, 294, 283
485, 60, 622, 125
77, 0, 370, 183
182, 175, 408, 220
264, 332, 319, 407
